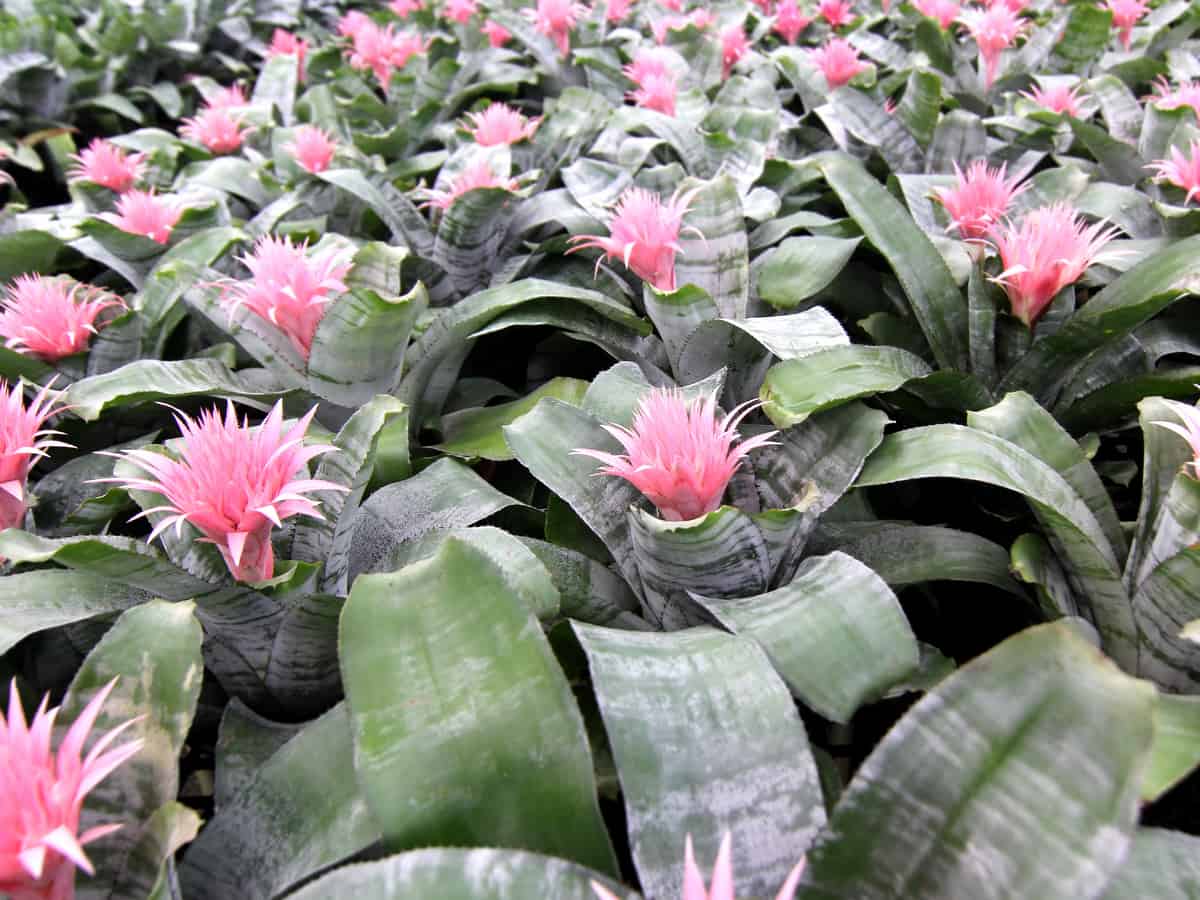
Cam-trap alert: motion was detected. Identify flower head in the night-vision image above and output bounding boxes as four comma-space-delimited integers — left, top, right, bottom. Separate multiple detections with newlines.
420, 159, 518, 211
220, 235, 354, 358
67, 139, 146, 193
774, 0, 813, 44
567, 186, 702, 291
1106, 0, 1148, 49
482, 19, 512, 46
527, 0, 586, 56
205, 83, 249, 111
180, 106, 247, 154
444, 0, 478, 23
463, 104, 540, 146
606, 0, 634, 22
286, 125, 337, 174
624, 49, 679, 116
101, 401, 344, 583
962, 5, 1026, 88
808, 37, 866, 89
817, 0, 853, 26
1148, 141, 1200, 205
338, 10, 372, 37
573, 392, 777, 521
932, 160, 1027, 243
102, 190, 183, 245
0, 380, 69, 532
0, 275, 124, 362
0, 679, 143, 900
390, 0, 423, 17
1021, 82, 1086, 117
989, 203, 1121, 327
347, 23, 429, 92
913, 0, 960, 29
268, 29, 308, 81
1151, 79, 1200, 122
1153, 398, 1200, 479
720, 25, 751, 78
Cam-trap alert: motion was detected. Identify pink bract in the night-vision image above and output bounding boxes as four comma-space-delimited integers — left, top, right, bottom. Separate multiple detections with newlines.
528, 0, 586, 56
0, 380, 68, 532
606, 0, 634, 22
268, 29, 308, 81
624, 50, 678, 116
444, 0, 478, 24
220, 235, 354, 359
932, 160, 1027, 243
338, 10, 372, 37
482, 19, 512, 46
180, 106, 247, 154
913, 0, 960, 30
0, 275, 124, 363
774, 0, 813, 44
347, 23, 429, 93
1152, 79, 1200, 121
421, 160, 518, 210
573, 391, 777, 522
1022, 82, 1086, 116
989, 203, 1121, 327
101, 401, 345, 583
287, 125, 337, 174
102, 190, 183, 245
809, 37, 866, 89
568, 186, 702, 292
962, 5, 1026, 88
1153, 399, 1200, 479
389, 0, 423, 17
205, 83, 249, 110
464, 103, 540, 146
0, 678, 143, 900
817, 0, 853, 27
1148, 141, 1200, 205
1106, 0, 1148, 49
720, 25, 751, 78
67, 139, 146, 193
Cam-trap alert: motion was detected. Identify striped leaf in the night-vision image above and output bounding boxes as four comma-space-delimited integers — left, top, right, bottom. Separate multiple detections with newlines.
673, 175, 750, 319
0, 570, 148, 655
1100, 829, 1200, 900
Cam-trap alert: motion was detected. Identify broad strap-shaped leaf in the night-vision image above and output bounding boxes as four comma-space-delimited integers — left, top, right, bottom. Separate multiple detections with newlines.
798, 623, 1156, 899
0, 570, 148, 655
339, 538, 616, 873
213, 699, 305, 811
62, 601, 203, 900
318, 168, 435, 254
692, 551, 919, 723
752, 235, 862, 310
521, 537, 649, 629
288, 848, 635, 900
1130, 547, 1200, 691
128, 803, 202, 900
1099, 829, 1200, 900
575, 623, 823, 900
642, 283, 719, 375
1142, 693, 1200, 803
433, 187, 520, 297
436, 377, 590, 461
179, 704, 382, 900
673, 175, 750, 319
253, 53, 299, 125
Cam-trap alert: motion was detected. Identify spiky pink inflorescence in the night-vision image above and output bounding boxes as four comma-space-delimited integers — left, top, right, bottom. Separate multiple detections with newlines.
220, 235, 354, 359
1106, 0, 1148, 49
753, 0, 773, 14
102, 190, 183, 245
420, 160, 518, 211
268, 29, 308, 81
444, 0, 478, 23
0, 381, 69, 532
179, 106, 247, 154
1148, 141, 1200, 205
205, 83, 249, 111
1021, 82, 1086, 117
0, 679, 143, 900
913, 0, 960, 29
482, 19, 512, 46
624, 50, 678, 116
0, 275, 124, 363
338, 10, 372, 37
1153, 399, 1200, 479
101, 401, 344, 583
568, 186, 702, 292
464, 104, 540, 146
932, 160, 1027, 243
720, 25, 751, 78
286, 125, 337, 174
527, 0, 586, 56
817, 0, 853, 26
989, 203, 1121, 327
658, 0, 683, 11
1152, 80, 1200, 122
390, 0, 423, 17
774, 0, 813, 44
573, 392, 777, 522
606, 0, 634, 22
67, 139, 146, 194
962, 5, 1026, 88
808, 37, 866, 89
347, 22, 429, 92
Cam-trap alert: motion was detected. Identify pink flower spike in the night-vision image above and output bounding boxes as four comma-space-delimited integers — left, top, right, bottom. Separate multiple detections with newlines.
932, 160, 1027, 243
1021, 82, 1086, 117
482, 19, 512, 46
463, 103, 540, 146
420, 159, 518, 211
444, 0, 478, 23
286, 125, 337, 174
180, 106, 247, 154
753, 0, 774, 14
659, 0, 682, 10
205, 83, 249, 111
720, 25, 751, 78
962, 5, 1026, 89
268, 29, 308, 81
220, 235, 354, 359
0, 275, 124, 363
0, 678, 142, 900
774, 0, 813, 44
103, 190, 184, 245
817, 0, 853, 26
624, 49, 679, 116
567, 186, 703, 292
389, 0, 423, 17
989, 203, 1121, 327
347, 23, 429, 93
688, 9, 715, 28
391, 30, 431, 69
1148, 141, 1200, 205
1151, 80, 1200, 122
1152, 398, 1200, 479
100, 401, 346, 583
527, 0, 586, 56
338, 10, 372, 38
573, 392, 777, 522
809, 37, 866, 89
912, 0, 960, 30
606, 0, 634, 22
1106, 0, 1148, 49
68, 139, 146, 193
0, 379, 69, 531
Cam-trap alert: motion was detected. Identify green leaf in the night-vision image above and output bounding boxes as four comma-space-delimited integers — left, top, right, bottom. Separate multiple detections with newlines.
433, 186, 520, 297
436, 377, 590, 461
798, 623, 1156, 899
521, 537, 648, 629
63, 600, 203, 900
0, 570, 147, 655
339, 538, 616, 872
132, 803, 203, 900
753, 235, 862, 310
252, 53, 299, 124
641, 283, 719, 374
213, 698, 305, 811
575, 623, 823, 899
693, 551, 919, 722
1142, 693, 1200, 803
673, 175, 749, 319
318, 168, 435, 254
1099, 828, 1200, 900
